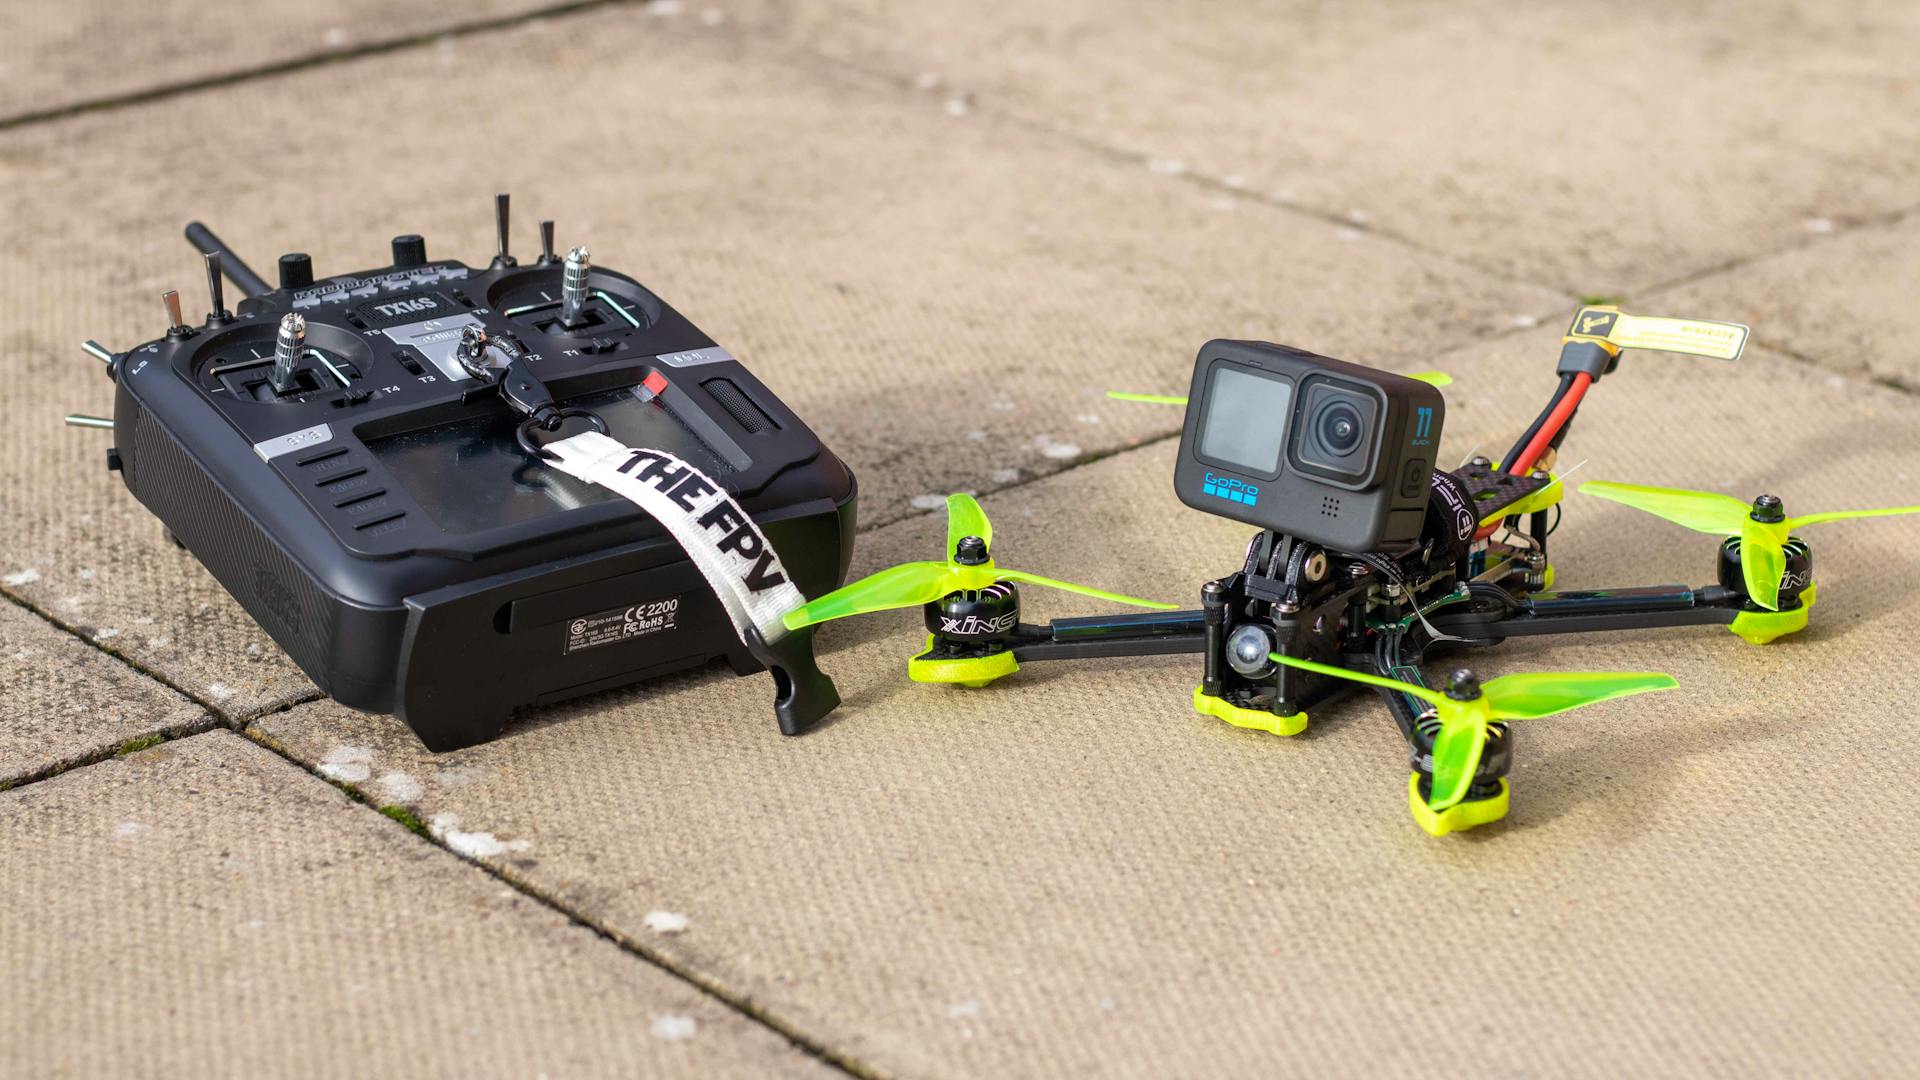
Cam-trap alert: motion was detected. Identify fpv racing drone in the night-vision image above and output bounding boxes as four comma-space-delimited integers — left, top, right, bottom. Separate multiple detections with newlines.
784, 308, 1920, 836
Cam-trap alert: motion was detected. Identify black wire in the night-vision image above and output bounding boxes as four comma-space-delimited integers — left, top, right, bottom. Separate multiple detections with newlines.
1499, 374, 1576, 473
1545, 503, 1564, 537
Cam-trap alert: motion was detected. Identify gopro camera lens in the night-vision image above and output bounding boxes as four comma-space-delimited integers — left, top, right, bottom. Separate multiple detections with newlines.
1292, 379, 1380, 485
1319, 402, 1363, 454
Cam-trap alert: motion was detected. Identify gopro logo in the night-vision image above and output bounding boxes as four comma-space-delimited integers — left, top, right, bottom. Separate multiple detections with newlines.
1201, 473, 1259, 507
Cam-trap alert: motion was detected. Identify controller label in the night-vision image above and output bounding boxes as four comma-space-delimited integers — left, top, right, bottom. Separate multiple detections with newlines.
564, 596, 683, 655
354, 290, 458, 330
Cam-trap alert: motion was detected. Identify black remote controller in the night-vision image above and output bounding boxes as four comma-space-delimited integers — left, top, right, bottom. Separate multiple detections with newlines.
86, 195, 857, 750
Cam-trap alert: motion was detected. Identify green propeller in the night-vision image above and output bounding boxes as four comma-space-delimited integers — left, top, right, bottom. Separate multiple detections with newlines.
1581, 481, 1920, 611
1269, 654, 1676, 812
1107, 370, 1452, 407
782, 494, 1176, 630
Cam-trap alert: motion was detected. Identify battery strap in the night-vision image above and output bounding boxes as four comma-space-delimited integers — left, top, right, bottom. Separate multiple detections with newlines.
543, 429, 839, 734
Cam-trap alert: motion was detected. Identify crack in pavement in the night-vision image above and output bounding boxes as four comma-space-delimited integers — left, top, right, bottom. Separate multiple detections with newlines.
0, 0, 650, 132
237, 722, 874, 1079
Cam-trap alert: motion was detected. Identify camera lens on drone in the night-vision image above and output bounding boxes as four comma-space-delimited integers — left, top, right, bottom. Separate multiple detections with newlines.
1319, 402, 1364, 454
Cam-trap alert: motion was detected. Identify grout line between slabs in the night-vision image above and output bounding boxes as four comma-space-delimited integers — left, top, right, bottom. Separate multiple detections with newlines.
0, 0, 649, 133
2, 585, 876, 1075
239, 722, 877, 1078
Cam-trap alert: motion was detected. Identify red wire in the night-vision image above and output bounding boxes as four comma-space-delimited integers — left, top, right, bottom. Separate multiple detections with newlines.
1473, 372, 1592, 541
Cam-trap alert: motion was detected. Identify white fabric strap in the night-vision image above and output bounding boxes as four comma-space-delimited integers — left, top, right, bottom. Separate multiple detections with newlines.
543, 430, 804, 644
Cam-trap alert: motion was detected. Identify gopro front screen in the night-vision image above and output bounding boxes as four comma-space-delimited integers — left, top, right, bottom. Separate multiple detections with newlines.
1198, 364, 1292, 476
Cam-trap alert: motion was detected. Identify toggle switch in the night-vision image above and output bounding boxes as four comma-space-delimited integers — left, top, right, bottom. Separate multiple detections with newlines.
491, 193, 516, 268
203, 252, 231, 325
163, 290, 189, 339
538, 220, 555, 265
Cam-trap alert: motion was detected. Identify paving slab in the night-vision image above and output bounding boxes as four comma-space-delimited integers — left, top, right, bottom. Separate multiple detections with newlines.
0, 6, 1555, 721
1657, 210, 1920, 389
253, 332, 1920, 1077
768, 0, 1920, 294
0, 600, 209, 786
0, 730, 840, 1078
0, 0, 583, 123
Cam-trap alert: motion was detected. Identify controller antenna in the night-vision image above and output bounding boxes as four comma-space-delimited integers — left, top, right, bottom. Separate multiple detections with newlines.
561, 245, 590, 327
271, 313, 306, 395
492, 193, 516, 268
202, 252, 230, 325
538, 220, 556, 265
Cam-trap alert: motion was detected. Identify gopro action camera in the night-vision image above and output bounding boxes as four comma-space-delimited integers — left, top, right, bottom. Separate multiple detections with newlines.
1173, 340, 1444, 553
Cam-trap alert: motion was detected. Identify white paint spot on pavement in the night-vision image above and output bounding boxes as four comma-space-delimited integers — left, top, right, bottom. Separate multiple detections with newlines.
114, 821, 150, 838
910, 494, 948, 510
375, 771, 423, 802
319, 746, 374, 783
1147, 158, 1187, 176
78, 569, 95, 582
1804, 217, 1835, 234
2, 569, 40, 586
206, 683, 236, 700
146, 636, 170, 649
914, 71, 942, 91
1075, 413, 1102, 425
644, 910, 690, 934
649, 0, 685, 14
1510, 313, 1540, 328
989, 468, 1020, 484
93, 628, 119, 641
651, 1015, 698, 1040
1035, 436, 1081, 460
943, 96, 972, 117
966, 429, 987, 441
948, 999, 982, 1019
429, 812, 530, 859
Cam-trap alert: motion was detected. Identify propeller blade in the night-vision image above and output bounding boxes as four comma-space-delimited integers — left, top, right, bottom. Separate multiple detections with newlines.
1788, 505, 1920, 530
1579, 481, 1752, 536
946, 493, 994, 561
782, 562, 968, 630
1739, 518, 1788, 611
1406, 370, 1453, 387
1105, 391, 1187, 406
1480, 671, 1678, 720
1427, 715, 1485, 811
996, 569, 1178, 610
1267, 653, 1449, 708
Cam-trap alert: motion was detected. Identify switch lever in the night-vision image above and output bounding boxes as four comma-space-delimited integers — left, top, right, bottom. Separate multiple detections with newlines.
203, 252, 230, 325
162, 290, 188, 338
538, 220, 555, 264
492, 192, 516, 268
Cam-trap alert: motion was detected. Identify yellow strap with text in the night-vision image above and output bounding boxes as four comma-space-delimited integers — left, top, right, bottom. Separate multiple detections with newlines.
1564, 306, 1748, 361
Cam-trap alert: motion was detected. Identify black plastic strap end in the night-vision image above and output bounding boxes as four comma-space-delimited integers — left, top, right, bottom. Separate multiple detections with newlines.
744, 624, 840, 735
